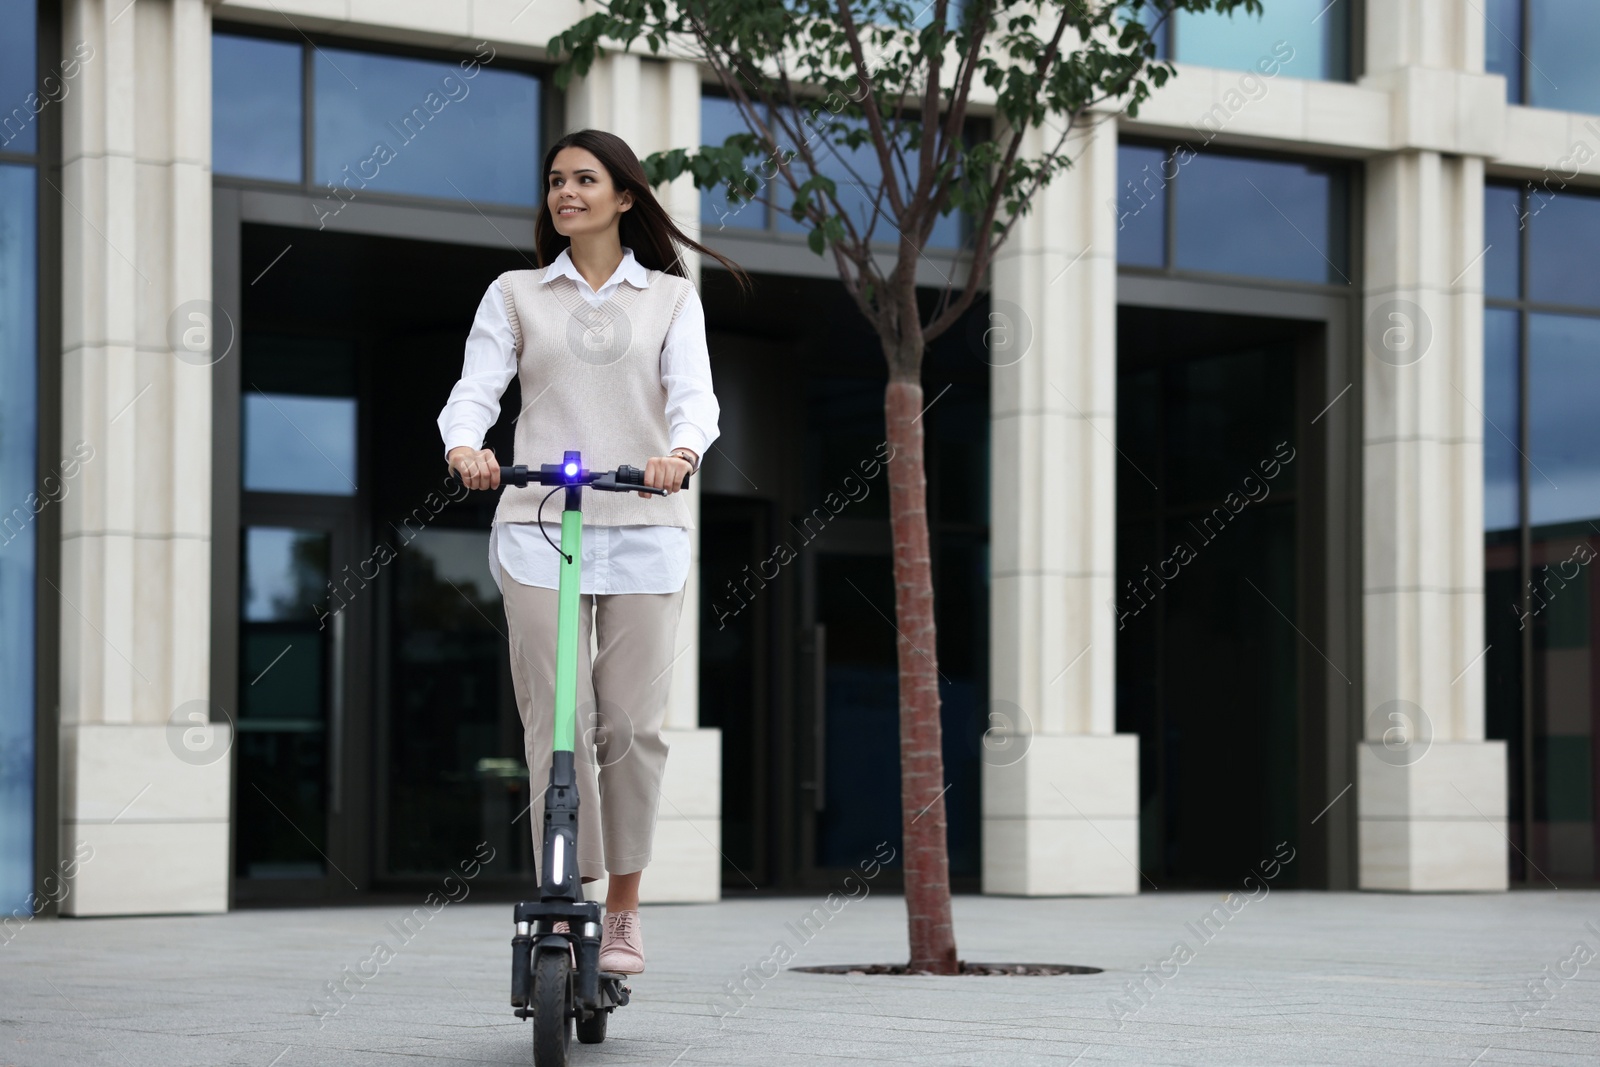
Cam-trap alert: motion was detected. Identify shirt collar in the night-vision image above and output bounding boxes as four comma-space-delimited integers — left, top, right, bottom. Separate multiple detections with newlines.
541, 247, 652, 293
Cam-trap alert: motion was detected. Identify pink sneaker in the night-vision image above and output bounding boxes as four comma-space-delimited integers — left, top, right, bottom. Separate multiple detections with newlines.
598, 909, 644, 974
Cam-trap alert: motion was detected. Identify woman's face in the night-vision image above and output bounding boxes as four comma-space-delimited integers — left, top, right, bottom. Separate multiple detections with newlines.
547, 146, 632, 239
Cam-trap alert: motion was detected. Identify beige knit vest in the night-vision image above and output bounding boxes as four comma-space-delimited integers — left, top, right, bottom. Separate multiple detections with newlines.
491, 266, 696, 530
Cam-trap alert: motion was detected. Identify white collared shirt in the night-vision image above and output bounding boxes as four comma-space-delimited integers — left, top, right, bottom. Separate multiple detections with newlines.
437, 247, 718, 594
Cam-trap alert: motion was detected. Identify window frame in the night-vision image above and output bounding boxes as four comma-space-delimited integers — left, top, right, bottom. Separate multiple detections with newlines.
211, 23, 559, 216
1483, 178, 1600, 885
1115, 137, 1356, 296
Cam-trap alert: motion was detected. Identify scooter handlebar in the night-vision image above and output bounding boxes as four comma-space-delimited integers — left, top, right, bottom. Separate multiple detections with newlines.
495, 463, 689, 494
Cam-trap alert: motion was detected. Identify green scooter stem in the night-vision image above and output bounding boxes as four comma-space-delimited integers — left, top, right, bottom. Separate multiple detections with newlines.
554, 507, 583, 756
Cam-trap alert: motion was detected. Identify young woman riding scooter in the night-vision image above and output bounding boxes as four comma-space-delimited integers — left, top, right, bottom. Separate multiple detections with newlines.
439, 128, 746, 973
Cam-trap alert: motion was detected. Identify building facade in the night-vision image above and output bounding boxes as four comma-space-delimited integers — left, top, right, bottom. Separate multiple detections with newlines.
3, 0, 1595, 917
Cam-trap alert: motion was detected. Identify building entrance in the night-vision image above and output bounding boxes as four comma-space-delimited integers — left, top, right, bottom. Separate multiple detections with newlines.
1115, 306, 1330, 888
222, 222, 533, 902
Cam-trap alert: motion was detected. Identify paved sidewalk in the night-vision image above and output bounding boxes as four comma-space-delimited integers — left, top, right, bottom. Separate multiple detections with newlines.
3, 891, 1598, 1066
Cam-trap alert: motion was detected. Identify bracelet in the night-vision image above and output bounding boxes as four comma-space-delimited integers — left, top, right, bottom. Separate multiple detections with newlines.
670, 449, 699, 474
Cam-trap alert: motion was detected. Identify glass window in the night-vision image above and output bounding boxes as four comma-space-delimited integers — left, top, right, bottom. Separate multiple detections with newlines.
238, 526, 331, 880
0, 0, 38, 153
774, 112, 962, 249
1174, 153, 1344, 284
244, 393, 358, 496
1528, 191, 1600, 308
1529, 312, 1600, 526
243, 336, 358, 496
212, 35, 303, 182
312, 47, 539, 208
700, 96, 769, 232
1484, 308, 1520, 532
1484, 0, 1524, 105
1174, 0, 1349, 82
1115, 143, 1168, 268
1484, 184, 1522, 300
0, 163, 37, 912
1529, 0, 1600, 114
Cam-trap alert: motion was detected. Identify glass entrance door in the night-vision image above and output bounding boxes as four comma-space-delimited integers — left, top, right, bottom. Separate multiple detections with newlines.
1116, 307, 1310, 887
234, 334, 366, 900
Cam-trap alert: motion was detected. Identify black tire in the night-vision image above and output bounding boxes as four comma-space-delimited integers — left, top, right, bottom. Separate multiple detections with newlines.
532, 950, 572, 1067
576, 1006, 608, 1044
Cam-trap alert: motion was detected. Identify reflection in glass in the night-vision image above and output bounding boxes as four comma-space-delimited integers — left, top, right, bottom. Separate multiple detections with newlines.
1484, 0, 1524, 104
385, 529, 528, 875
312, 47, 539, 207
1174, 0, 1347, 81
244, 392, 358, 496
1529, 190, 1600, 309
1529, 0, 1600, 114
1174, 154, 1342, 284
774, 113, 962, 249
1116, 143, 1168, 267
1484, 184, 1522, 301
0, 163, 37, 910
0, 0, 37, 153
238, 527, 331, 879
213, 35, 303, 182
1483, 308, 1520, 533
244, 527, 330, 622
1529, 313, 1600, 526
700, 96, 769, 232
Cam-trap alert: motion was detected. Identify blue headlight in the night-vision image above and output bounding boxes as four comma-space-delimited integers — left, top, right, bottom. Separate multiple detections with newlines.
564, 462, 578, 477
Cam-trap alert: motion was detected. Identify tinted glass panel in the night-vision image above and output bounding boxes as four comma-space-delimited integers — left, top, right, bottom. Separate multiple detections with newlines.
1529, 313, 1600, 526
1484, 184, 1522, 301
1528, 190, 1600, 308
700, 96, 768, 232
213, 35, 303, 182
244, 393, 358, 496
0, 0, 37, 153
238, 527, 331, 880
1484, 0, 1524, 105
1175, 0, 1347, 81
775, 113, 962, 249
1175, 154, 1342, 284
313, 48, 539, 207
1116, 143, 1168, 267
1529, 0, 1600, 114
384, 529, 528, 875
0, 163, 36, 910
1484, 308, 1521, 532
243, 335, 358, 496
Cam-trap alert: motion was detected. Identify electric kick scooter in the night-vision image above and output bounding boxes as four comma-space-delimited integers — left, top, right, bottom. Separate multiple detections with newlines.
464, 451, 687, 1067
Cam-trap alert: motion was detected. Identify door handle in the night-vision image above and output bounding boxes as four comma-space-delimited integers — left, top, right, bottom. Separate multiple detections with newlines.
811, 623, 826, 812
330, 607, 346, 816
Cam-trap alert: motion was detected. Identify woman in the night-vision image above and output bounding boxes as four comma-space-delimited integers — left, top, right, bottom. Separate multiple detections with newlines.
438, 129, 745, 974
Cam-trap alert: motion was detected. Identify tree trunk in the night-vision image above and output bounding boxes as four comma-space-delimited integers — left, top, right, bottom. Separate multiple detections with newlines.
883, 373, 958, 975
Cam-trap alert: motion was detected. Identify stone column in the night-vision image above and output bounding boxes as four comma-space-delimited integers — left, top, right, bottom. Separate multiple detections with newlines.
984, 115, 1139, 895
565, 56, 722, 902
56, 0, 227, 915
1355, 0, 1509, 890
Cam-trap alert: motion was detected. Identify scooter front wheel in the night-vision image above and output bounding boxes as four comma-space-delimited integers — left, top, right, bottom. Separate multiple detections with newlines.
531, 950, 573, 1067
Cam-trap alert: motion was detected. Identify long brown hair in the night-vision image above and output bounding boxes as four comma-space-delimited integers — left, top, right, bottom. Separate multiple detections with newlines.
536, 129, 749, 291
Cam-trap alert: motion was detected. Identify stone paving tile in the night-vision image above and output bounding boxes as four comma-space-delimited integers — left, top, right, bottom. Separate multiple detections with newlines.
4, 891, 1600, 1065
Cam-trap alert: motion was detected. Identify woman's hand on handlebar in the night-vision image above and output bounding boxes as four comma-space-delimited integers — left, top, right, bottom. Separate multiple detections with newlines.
449, 446, 501, 490
639, 455, 691, 498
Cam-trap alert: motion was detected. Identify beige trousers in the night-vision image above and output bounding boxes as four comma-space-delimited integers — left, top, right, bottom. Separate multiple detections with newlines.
500, 564, 686, 880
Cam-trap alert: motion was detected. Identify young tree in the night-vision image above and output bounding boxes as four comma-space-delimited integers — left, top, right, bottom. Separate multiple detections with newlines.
551, 0, 1259, 974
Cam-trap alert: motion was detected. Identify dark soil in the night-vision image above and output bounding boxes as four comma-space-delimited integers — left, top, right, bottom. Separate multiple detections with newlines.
790, 962, 1102, 976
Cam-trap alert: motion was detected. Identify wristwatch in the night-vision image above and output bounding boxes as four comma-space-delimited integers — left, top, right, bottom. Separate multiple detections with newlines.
670, 448, 700, 475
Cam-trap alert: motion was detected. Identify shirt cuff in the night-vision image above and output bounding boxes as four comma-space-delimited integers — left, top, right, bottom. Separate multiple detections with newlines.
670, 431, 709, 468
